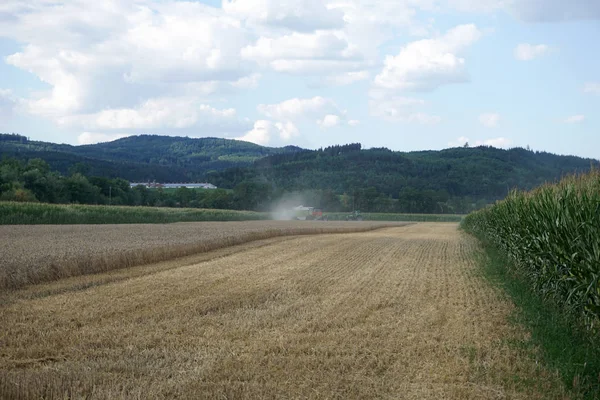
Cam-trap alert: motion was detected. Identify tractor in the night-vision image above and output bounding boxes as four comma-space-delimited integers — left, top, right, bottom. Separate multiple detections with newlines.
346, 210, 363, 221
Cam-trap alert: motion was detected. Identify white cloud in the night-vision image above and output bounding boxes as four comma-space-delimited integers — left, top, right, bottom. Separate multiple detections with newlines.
230, 73, 262, 89
374, 24, 482, 92
369, 89, 440, 124
479, 113, 500, 128
241, 31, 368, 74
242, 32, 350, 62
318, 114, 342, 128
236, 119, 299, 145
3, 2, 252, 105
564, 115, 585, 124
0, 0, 258, 136
257, 96, 353, 136
348, 120, 360, 126
448, 136, 512, 148
77, 132, 129, 145
274, 121, 300, 140
58, 97, 246, 133
236, 120, 273, 145
514, 43, 550, 61
267, 59, 370, 75
329, 0, 420, 26
476, 137, 512, 148
230, 1, 446, 77
258, 96, 343, 121
323, 71, 370, 86
328, 0, 433, 44
583, 82, 600, 94
222, 0, 345, 32
252, 96, 364, 143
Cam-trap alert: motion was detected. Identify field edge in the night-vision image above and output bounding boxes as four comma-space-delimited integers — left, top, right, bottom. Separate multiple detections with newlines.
0, 201, 465, 225
466, 231, 600, 399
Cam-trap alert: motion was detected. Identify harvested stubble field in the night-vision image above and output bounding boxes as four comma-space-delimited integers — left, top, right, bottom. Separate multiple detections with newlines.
0, 223, 568, 399
0, 221, 407, 290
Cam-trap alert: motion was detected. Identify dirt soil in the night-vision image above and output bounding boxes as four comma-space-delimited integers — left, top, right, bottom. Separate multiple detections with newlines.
0, 223, 567, 399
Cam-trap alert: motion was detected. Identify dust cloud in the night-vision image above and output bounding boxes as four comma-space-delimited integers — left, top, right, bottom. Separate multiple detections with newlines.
270, 193, 309, 220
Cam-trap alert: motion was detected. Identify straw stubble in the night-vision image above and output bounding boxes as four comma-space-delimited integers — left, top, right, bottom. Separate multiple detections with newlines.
0, 223, 567, 399
0, 221, 406, 290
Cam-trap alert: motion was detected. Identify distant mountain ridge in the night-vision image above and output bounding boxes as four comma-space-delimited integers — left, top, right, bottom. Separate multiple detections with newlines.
0, 133, 302, 181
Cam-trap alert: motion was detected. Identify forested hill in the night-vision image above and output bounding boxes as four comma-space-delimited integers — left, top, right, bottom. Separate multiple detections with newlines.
2, 134, 598, 213
208, 143, 598, 204
0, 133, 301, 181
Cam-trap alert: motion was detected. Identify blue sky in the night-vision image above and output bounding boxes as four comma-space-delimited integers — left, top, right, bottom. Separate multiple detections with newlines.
0, 0, 598, 158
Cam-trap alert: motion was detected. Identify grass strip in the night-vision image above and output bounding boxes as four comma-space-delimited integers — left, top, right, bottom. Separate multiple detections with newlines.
326, 212, 464, 222
474, 236, 600, 399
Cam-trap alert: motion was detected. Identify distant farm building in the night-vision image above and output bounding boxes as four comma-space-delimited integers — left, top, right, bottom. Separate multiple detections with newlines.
130, 182, 217, 189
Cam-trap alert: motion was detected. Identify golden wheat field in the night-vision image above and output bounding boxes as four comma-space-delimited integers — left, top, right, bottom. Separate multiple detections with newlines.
0, 221, 407, 290
0, 223, 568, 399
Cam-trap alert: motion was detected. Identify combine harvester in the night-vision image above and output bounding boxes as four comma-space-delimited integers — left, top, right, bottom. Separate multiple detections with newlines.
293, 206, 328, 221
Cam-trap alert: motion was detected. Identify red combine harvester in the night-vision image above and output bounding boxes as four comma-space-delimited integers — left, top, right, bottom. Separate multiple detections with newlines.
310, 208, 327, 221
294, 206, 328, 221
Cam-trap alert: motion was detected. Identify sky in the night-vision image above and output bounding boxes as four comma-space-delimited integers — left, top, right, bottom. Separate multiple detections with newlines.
0, 0, 599, 158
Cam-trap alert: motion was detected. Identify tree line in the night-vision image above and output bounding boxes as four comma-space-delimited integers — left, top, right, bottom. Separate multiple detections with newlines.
0, 157, 491, 213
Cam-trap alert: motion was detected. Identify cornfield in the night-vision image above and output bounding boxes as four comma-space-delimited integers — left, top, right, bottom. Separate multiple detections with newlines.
462, 170, 600, 331
0, 202, 269, 224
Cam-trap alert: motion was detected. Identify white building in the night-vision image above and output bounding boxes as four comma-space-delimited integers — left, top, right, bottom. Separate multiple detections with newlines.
130, 182, 217, 189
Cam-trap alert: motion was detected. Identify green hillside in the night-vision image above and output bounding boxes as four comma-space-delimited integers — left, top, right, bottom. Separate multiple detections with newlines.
0, 133, 301, 181
208, 143, 598, 212
2, 134, 598, 214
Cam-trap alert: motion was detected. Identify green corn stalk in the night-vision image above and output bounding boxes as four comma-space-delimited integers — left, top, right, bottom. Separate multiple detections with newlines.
462, 170, 600, 331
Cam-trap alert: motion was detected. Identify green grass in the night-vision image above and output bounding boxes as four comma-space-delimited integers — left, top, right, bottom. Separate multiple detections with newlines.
474, 238, 600, 399
0, 202, 269, 224
325, 212, 464, 222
